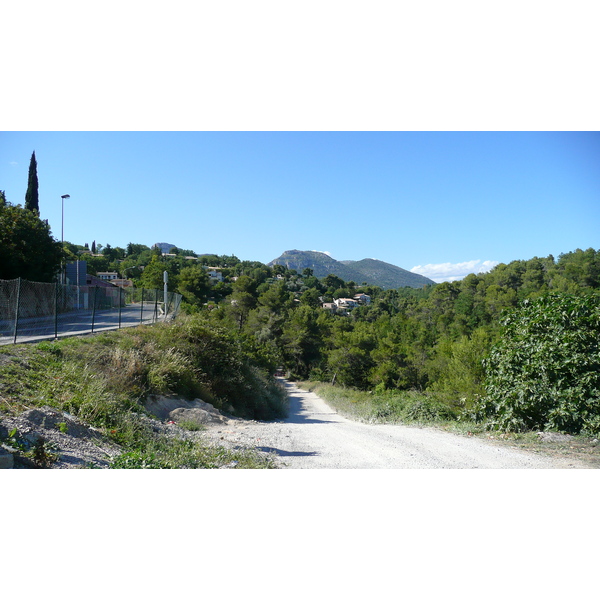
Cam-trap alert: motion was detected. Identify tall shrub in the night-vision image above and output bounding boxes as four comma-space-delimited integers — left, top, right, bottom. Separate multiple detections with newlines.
480, 293, 600, 433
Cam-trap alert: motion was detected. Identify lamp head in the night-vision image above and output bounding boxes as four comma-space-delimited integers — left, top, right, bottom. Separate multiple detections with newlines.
61, 194, 70, 199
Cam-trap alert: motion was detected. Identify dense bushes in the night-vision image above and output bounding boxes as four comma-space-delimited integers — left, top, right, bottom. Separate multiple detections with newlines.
101, 315, 289, 420
2, 315, 288, 428
0, 315, 288, 468
303, 382, 458, 424
479, 294, 600, 434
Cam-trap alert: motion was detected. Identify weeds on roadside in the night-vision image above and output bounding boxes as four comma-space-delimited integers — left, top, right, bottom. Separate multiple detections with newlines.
1, 322, 285, 469
110, 438, 276, 469
299, 381, 460, 426
178, 419, 205, 432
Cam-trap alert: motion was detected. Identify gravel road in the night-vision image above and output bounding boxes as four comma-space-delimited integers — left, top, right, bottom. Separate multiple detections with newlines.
205, 380, 586, 468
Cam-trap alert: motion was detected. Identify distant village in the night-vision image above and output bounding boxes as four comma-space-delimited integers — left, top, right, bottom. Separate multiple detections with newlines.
67, 247, 371, 316
65, 249, 226, 290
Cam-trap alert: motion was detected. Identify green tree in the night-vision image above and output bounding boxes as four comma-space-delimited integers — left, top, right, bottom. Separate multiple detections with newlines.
228, 291, 256, 331
322, 274, 345, 291
140, 255, 177, 290
24, 151, 39, 214
85, 254, 110, 275
210, 281, 232, 302
102, 244, 125, 262
232, 275, 258, 297
428, 328, 493, 406
178, 264, 211, 307
281, 305, 324, 378
257, 281, 295, 312
0, 202, 62, 281
299, 287, 322, 308
272, 264, 287, 277
126, 242, 150, 257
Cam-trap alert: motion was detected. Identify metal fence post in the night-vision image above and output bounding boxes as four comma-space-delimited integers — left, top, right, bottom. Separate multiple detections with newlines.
13, 277, 21, 344
54, 281, 59, 339
118, 287, 123, 329
165, 292, 173, 320
91, 286, 99, 333
153, 290, 159, 323
140, 288, 145, 324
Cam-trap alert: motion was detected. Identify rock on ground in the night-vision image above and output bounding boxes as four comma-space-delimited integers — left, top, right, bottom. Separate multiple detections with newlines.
0, 407, 121, 469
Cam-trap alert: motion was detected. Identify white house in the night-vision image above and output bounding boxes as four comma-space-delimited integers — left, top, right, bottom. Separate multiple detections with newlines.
204, 267, 224, 283
97, 271, 119, 281
334, 298, 358, 309
354, 293, 371, 305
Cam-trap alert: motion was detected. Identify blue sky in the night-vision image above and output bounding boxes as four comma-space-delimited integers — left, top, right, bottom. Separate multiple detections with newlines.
1, 131, 598, 282
3, 5, 598, 283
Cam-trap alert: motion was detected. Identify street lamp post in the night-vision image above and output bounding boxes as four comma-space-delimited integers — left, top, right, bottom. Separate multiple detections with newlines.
61, 194, 70, 284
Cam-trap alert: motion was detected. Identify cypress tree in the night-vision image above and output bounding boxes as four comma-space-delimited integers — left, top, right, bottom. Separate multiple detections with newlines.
25, 151, 40, 214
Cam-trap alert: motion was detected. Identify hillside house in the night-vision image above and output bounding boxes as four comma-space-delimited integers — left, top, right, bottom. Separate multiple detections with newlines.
334, 298, 358, 309
354, 293, 371, 305
204, 267, 224, 283
86, 274, 117, 288
97, 272, 119, 281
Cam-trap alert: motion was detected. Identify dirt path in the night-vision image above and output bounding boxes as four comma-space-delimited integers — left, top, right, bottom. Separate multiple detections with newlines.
204, 380, 588, 468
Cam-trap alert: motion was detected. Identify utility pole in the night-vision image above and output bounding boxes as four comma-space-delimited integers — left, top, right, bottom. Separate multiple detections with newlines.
61, 194, 70, 284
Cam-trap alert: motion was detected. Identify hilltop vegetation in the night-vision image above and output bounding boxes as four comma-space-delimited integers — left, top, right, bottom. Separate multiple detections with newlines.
191, 247, 599, 435
34, 242, 600, 435
341, 258, 434, 290
268, 250, 434, 289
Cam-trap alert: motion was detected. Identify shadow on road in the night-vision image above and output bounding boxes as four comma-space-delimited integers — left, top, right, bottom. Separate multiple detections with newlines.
256, 446, 319, 457
277, 379, 340, 425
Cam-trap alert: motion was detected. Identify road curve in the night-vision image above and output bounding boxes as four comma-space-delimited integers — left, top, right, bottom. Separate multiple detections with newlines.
205, 380, 585, 469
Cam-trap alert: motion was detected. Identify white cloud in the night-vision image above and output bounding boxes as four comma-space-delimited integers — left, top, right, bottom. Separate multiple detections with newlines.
311, 250, 333, 257
411, 260, 500, 283
9, 161, 18, 166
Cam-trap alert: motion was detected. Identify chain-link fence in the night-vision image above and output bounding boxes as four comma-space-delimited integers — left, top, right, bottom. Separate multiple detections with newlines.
0, 278, 182, 345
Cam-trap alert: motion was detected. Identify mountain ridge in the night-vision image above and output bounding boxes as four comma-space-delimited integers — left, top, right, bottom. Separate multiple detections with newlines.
268, 250, 434, 289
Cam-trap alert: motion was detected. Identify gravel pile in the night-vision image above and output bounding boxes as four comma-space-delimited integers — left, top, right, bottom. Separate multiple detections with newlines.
0, 406, 218, 469
0, 407, 122, 468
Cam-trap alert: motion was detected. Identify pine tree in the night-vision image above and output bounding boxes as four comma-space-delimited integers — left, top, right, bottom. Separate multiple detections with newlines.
25, 151, 40, 214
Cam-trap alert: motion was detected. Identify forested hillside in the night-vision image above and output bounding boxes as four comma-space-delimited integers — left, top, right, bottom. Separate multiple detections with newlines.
199, 247, 600, 434
268, 249, 434, 288
56, 242, 600, 435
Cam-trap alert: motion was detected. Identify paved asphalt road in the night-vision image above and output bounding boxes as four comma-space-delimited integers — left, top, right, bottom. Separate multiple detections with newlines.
0, 304, 161, 345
